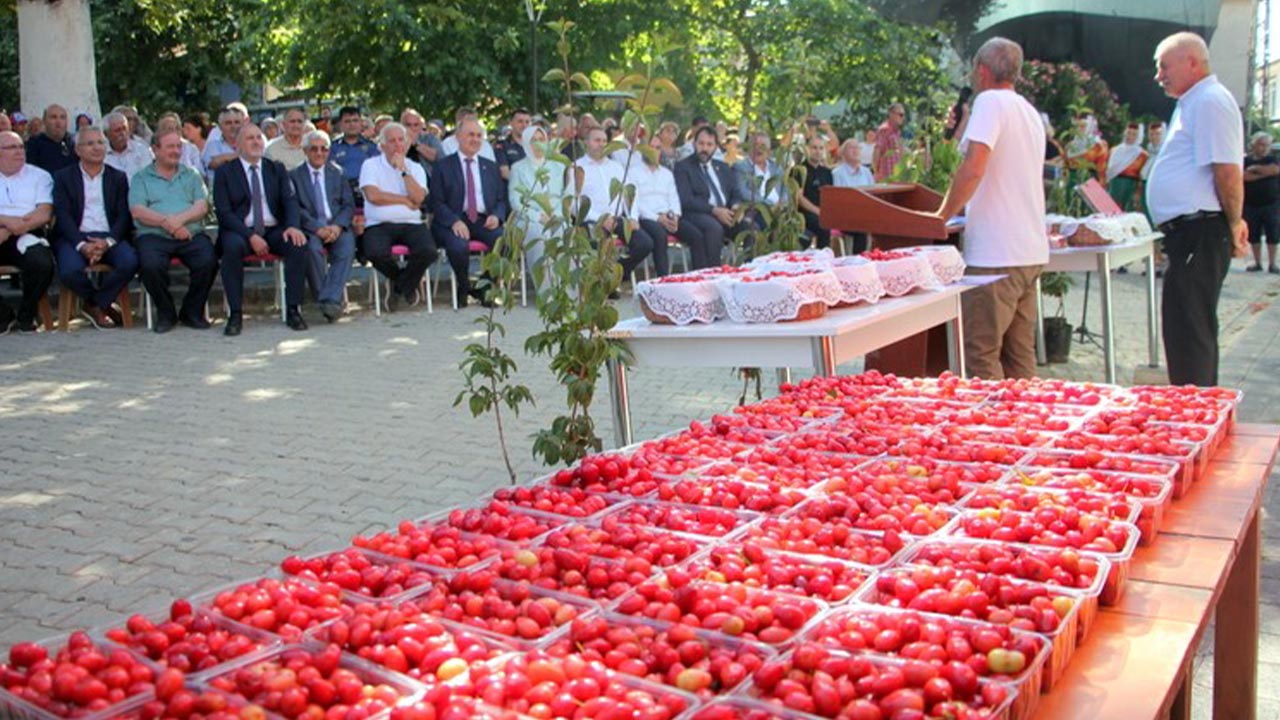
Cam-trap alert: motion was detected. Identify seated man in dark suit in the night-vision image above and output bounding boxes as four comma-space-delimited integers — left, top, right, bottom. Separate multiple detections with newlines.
52, 126, 138, 329
674, 126, 748, 260
429, 118, 507, 306
212, 123, 309, 335
291, 130, 355, 323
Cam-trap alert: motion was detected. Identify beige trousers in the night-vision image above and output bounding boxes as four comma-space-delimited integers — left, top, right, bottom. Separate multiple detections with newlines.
961, 265, 1045, 380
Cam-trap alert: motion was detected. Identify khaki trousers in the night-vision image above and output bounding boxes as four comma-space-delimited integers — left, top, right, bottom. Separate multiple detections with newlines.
961, 265, 1044, 380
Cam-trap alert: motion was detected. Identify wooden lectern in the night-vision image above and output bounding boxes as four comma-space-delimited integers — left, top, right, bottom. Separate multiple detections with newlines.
820, 183, 959, 377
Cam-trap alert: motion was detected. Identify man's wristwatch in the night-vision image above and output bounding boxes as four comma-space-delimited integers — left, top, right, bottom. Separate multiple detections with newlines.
400, 170, 409, 178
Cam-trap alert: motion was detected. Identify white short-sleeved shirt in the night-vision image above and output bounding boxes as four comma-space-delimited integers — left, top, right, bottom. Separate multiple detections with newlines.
359, 155, 427, 226
1145, 75, 1243, 226
575, 155, 625, 224
105, 138, 154, 180
631, 162, 681, 220
0, 163, 54, 215
958, 88, 1048, 268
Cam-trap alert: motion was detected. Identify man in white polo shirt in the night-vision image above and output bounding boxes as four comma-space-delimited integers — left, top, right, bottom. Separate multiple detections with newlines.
1145, 32, 1245, 386
359, 122, 437, 311
0, 130, 55, 333
934, 37, 1048, 380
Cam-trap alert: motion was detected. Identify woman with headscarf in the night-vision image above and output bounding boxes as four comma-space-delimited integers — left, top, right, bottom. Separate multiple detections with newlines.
1105, 123, 1147, 212
1065, 114, 1108, 186
508, 125, 567, 288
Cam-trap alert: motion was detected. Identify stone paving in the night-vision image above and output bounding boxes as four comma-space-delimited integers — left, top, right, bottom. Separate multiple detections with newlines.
1, 259, 1279, 718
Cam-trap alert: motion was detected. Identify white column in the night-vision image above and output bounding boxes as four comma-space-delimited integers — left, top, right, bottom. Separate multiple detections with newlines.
1210, 0, 1257, 110
18, 0, 101, 121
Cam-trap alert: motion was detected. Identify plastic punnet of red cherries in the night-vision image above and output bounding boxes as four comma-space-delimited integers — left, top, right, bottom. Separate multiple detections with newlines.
0, 372, 1240, 720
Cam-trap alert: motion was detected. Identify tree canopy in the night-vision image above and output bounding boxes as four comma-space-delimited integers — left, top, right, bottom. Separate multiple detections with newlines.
3, 0, 957, 136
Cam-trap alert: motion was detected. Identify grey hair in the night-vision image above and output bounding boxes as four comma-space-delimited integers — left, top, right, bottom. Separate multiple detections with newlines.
75, 125, 105, 144
974, 37, 1024, 84
217, 107, 241, 123
304, 129, 332, 148
103, 111, 129, 129
1155, 32, 1210, 65
378, 121, 407, 145
1252, 131, 1274, 145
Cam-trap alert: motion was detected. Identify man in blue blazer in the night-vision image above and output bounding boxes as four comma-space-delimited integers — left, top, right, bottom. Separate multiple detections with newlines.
429, 119, 508, 306
291, 130, 355, 323
52, 126, 138, 328
213, 123, 309, 335
674, 126, 748, 260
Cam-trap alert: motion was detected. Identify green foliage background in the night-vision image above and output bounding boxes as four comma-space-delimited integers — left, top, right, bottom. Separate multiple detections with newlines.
1, 0, 959, 134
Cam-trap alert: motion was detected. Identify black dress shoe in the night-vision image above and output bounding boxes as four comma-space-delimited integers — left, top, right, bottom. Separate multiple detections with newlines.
286, 307, 308, 331
224, 313, 243, 336
456, 288, 470, 308
153, 318, 176, 334
179, 314, 211, 330
103, 304, 125, 328
467, 287, 494, 308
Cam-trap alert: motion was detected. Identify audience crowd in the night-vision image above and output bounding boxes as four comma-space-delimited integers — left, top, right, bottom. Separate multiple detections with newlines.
0, 99, 892, 335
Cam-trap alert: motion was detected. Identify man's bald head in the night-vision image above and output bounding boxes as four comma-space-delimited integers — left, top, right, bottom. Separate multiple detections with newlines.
1154, 32, 1211, 98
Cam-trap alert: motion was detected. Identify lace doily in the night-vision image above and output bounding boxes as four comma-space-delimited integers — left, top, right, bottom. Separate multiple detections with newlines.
870, 254, 939, 296
716, 269, 840, 323
904, 245, 966, 285
829, 256, 886, 305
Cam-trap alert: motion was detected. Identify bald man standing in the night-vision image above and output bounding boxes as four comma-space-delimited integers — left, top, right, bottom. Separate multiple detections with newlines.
1145, 32, 1245, 386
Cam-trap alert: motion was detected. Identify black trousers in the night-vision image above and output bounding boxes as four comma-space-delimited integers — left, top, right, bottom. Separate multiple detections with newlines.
637, 218, 706, 276
137, 233, 218, 324
585, 220, 654, 280
218, 226, 310, 313
802, 210, 831, 250
0, 240, 54, 323
432, 215, 503, 297
363, 222, 438, 297
1161, 215, 1231, 386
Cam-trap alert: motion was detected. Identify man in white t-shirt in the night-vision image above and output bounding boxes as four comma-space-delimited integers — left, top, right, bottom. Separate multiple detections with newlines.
359, 122, 437, 310
1144, 32, 1245, 386
934, 37, 1048, 380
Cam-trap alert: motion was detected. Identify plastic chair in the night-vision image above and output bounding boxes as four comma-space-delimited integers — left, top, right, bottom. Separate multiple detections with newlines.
223, 254, 286, 322
442, 240, 526, 310
370, 245, 433, 316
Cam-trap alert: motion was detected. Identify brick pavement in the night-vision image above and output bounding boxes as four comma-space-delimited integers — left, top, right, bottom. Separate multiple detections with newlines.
1, 263, 1280, 718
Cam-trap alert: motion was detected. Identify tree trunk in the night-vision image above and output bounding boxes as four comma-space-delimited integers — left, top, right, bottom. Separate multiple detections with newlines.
18, 0, 101, 121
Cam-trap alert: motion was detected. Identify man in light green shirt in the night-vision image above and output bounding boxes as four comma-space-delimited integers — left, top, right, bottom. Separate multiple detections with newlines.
128, 128, 218, 333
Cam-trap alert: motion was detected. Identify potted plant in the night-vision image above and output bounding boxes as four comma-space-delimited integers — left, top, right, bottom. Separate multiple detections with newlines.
1040, 271, 1074, 363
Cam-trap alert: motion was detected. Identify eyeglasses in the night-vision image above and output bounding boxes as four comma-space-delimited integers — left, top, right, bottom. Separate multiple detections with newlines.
0, 145, 23, 151
306, 146, 330, 152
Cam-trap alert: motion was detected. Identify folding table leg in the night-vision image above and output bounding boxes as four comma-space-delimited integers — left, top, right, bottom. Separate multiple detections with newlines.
1034, 275, 1047, 365
1146, 249, 1160, 368
1097, 253, 1116, 383
606, 357, 633, 448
